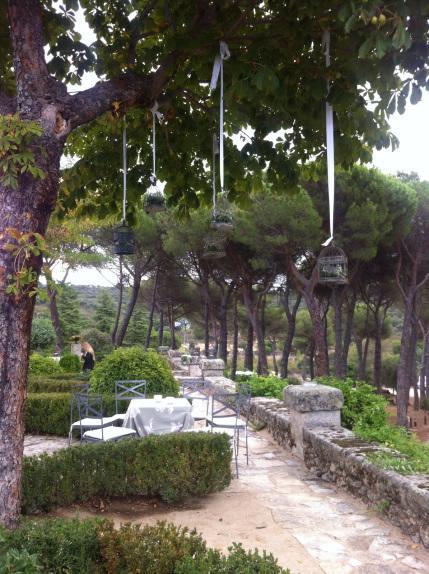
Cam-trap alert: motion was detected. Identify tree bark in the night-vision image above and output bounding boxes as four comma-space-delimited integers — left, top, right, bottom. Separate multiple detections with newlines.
230, 296, 239, 380
242, 283, 268, 375
341, 292, 357, 377
332, 287, 345, 378
397, 305, 414, 427
354, 335, 365, 380
116, 271, 142, 347
111, 258, 124, 347
271, 339, 278, 376
157, 308, 164, 347
308, 339, 315, 380
373, 311, 383, 392
204, 300, 210, 357
257, 294, 267, 375
168, 302, 177, 350
280, 289, 302, 378
144, 268, 159, 350
244, 321, 254, 372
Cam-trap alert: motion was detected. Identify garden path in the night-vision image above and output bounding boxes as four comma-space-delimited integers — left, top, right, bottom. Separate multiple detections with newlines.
34, 428, 429, 574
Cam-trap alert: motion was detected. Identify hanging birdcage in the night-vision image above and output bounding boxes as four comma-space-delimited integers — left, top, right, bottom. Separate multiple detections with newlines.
317, 243, 348, 285
210, 195, 233, 234
113, 224, 135, 256
144, 189, 166, 215
202, 230, 227, 260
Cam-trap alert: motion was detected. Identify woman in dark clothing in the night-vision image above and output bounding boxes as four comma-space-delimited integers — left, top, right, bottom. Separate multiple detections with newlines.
81, 341, 95, 371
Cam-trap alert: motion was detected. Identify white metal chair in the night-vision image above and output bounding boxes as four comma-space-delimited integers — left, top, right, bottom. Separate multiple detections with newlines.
68, 392, 121, 445
76, 394, 137, 443
110, 380, 148, 425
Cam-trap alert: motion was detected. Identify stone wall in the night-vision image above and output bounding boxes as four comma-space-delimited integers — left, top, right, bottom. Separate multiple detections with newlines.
249, 396, 429, 548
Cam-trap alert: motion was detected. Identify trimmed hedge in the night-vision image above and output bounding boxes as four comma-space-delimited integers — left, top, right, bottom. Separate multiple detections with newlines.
22, 432, 232, 513
3, 519, 290, 574
90, 346, 178, 396
25, 393, 116, 436
27, 378, 85, 393
59, 353, 81, 372
28, 353, 63, 376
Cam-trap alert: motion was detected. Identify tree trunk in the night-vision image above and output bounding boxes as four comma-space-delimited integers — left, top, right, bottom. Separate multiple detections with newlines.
397, 305, 414, 427
218, 299, 228, 364
355, 336, 365, 381
112, 257, 124, 347
204, 300, 210, 357
280, 290, 302, 378
341, 292, 357, 377
144, 269, 159, 350
0, 126, 64, 526
244, 321, 254, 371
230, 296, 239, 380
169, 303, 177, 350
242, 284, 268, 375
116, 271, 142, 347
306, 296, 329, 377
308, 339, 315, 380
271, 339, 278, 376
420, 335, 429, 401
363, 336, 370, 376
373, 315, 382, 392
332, 287, 345, 378
157, 308, 164, 347
47, 282, 63, 354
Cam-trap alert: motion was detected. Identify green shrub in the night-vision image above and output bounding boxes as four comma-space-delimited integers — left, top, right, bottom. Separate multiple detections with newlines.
28, 354, 63, 376
25, 393, 116, 436
21, 432, 232, 513
238, 375, 288, 400
30, 316, 55, 353
59, 353, 81, 373
317, 377, 388, 431
90, 347, 178, 396
27, 378, 84, 393
3, 519, 290, 574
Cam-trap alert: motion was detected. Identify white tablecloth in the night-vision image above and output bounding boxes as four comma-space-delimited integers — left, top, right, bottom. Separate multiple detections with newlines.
122, 398, 194, 436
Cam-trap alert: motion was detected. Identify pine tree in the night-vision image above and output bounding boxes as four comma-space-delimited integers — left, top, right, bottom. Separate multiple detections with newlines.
57, 285, 83, 343
94, 289, 116, 334
125, 307, 148, 346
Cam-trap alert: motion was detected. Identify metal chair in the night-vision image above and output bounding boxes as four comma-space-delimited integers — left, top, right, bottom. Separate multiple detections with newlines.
111, 380, 148, 425
205, 389, 251, 477
180, 379, 209, 421
69, 393, 123, 445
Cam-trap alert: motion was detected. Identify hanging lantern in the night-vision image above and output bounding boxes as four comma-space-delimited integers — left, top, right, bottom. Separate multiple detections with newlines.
144, 189, 166, 214
317, 244, 348, 285
113, 120, 135, 256
210, 195, 233, 234
113, 224, 135, 256
202, 230, 226, 260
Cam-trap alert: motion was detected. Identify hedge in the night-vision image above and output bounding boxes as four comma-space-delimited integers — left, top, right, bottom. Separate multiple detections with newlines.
22, 432, 232, 513
25, 393, 116, 436
59, 353, 82, 372
28, 353, 63, 376
90, 346, 179, 396
27, 378, 85, 393
2, 519, 290, 574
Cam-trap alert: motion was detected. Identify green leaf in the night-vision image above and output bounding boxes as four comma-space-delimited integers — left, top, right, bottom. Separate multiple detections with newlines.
410, 83, 422, 105
358, 37, 373, 59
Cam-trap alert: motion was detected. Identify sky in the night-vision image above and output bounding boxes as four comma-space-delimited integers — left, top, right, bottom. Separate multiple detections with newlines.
58, 10, 429, 287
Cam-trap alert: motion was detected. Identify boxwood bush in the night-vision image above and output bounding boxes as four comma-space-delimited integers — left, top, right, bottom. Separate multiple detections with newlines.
90, 346, 179, 396
28, 353, 63, 376
2, 519, 290, 574
22, 432, 232, 513
59, 353, 81, 373
27, 378, 85, 393
25, 393, 116, 436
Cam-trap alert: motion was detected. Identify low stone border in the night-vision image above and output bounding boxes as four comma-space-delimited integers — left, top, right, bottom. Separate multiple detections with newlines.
249, 396, 429, 548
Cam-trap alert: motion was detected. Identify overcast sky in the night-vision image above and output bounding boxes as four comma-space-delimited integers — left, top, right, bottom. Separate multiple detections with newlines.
59, 11, 429, 286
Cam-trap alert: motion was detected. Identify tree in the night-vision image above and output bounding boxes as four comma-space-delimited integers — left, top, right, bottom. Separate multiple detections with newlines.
93, 289, 116, 334
1, 0, 428, 528
30, 315, 55, 352
57, 285, 83, 344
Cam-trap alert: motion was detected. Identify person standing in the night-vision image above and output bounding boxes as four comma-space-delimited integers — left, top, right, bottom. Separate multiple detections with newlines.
81, 342, 95, 372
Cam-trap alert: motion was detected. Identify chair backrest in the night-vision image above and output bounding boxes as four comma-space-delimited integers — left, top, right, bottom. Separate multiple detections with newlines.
181, 379, 206, 399
75, 392, 103, 419
115, 380, 147, 413
210, 392, 241, 422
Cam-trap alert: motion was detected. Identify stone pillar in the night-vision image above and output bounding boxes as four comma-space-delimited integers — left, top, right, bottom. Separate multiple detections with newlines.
70, 343, 81, 357
284, 382, 344, 458
200, 358, 225, 380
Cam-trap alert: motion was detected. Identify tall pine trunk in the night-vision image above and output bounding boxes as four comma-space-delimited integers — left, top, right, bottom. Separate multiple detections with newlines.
158, 308, 164, 347
280, 290, 301, 378
116, 272, 142, 347
244, 321, 254, 371
230, 296, 239, 380
144, 269, 159, 350
112, 257, 124, 347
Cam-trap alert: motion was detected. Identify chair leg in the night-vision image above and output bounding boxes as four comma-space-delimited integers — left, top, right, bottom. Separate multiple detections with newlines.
245, 425, 249, 465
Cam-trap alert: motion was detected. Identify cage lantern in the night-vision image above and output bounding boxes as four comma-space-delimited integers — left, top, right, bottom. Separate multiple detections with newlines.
113, 224, 135, 256
144, 190, 166, 215
202, 230, 227, 260
317, 244, 348, 285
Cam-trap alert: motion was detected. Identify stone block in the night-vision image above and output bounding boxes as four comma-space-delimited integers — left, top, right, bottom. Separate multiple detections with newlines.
200, 358, 225, 380
284, 382, 344, 412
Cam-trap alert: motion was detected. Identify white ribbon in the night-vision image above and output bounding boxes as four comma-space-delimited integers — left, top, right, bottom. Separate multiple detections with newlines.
122, 121, 127, 222
322, 29, 334, 247
150, 101, 164, 189
210, 41, 230, 196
